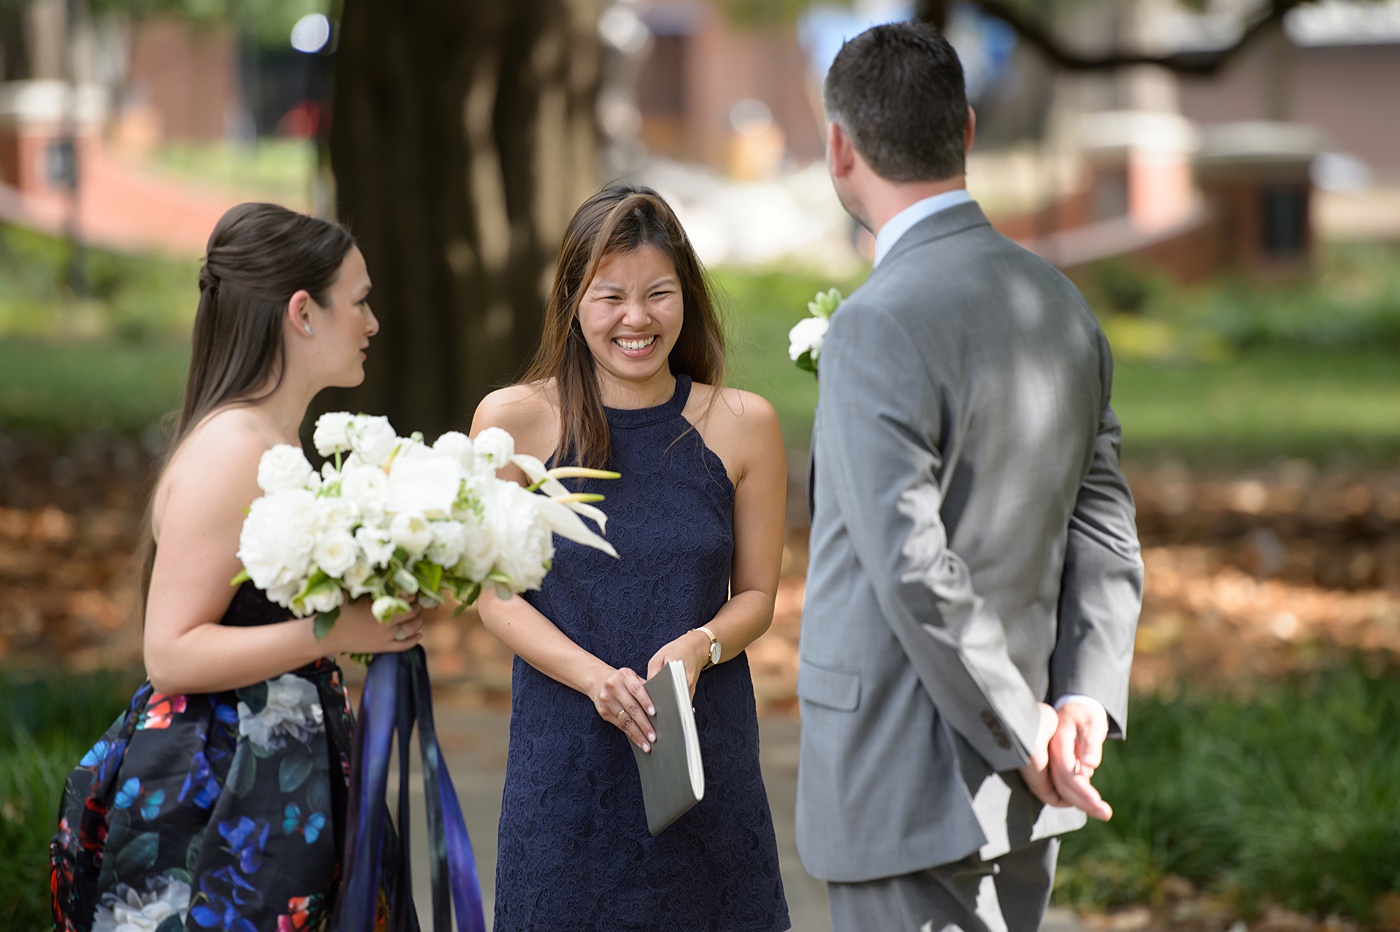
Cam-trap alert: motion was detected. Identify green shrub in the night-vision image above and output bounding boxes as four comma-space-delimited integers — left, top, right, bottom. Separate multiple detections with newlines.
0, 670, 140, 929
0, 224, 195, 342
1056, 659, 1400, 924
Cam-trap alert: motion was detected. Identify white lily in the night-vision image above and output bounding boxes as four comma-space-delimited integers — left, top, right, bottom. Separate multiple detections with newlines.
509, 453, 617, 533
533, 496, 620, 559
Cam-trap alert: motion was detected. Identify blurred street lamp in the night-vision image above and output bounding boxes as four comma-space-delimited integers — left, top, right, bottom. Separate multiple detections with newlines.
290, 12, 337, 217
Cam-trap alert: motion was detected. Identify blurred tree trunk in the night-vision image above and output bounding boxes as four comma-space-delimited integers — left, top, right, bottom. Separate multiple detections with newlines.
326, 0, 603, 439
2, 5, 34, 80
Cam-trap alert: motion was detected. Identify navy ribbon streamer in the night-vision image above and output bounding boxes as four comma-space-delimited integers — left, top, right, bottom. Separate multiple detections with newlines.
334, 646, 486, 932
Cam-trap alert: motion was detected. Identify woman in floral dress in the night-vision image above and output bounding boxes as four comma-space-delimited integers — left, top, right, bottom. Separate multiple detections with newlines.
50, 202, 425, 932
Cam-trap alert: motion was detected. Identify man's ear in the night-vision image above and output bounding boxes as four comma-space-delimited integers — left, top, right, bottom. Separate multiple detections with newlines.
827, 121, 856, 178
286, 290, 314, 337
965, 107, 977, 155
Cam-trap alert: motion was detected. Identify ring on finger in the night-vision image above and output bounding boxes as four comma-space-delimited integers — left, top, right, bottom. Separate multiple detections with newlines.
393, 625, 409, 642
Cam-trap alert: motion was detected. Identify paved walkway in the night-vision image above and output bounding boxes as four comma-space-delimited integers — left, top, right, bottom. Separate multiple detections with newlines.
399, 704, 1086, 931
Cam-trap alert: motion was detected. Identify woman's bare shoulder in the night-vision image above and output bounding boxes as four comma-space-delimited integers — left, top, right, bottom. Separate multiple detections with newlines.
154, 409, 274, 533
472, 380, 559, 462
474, 380, 555, 429
689, 383, 778, 431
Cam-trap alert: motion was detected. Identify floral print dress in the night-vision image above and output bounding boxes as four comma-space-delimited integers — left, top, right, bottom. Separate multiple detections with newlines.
51, 583, 357, 932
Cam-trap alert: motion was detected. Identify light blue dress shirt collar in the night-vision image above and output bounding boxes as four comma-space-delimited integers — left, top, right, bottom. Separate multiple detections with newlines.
872, 188, 974, 268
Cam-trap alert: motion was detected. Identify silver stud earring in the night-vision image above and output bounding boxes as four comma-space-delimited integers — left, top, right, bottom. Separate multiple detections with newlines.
304, 325, 314, 336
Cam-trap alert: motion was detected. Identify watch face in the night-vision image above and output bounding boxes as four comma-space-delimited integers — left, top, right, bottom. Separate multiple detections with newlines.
710, 640, 722, 665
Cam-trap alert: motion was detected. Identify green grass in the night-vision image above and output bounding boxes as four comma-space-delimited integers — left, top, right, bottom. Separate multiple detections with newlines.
0, 338, 189, 435
716, 267, 863, 454
717, 264, 1400, 467
0, 670, 141, 929
1, 241, 1397, 467
1112, 349, 1400, 466
1055, 660, 1400, 924
147, 139, 318, 211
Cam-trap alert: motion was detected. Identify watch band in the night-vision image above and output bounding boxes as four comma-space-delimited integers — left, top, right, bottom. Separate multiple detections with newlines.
697, 625, 720, 669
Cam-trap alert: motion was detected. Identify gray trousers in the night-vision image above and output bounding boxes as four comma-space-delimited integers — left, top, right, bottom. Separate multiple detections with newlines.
826, 838, 1059, 932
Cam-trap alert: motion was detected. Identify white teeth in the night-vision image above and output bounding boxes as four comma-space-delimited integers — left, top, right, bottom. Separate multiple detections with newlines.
616, 336, 655, 351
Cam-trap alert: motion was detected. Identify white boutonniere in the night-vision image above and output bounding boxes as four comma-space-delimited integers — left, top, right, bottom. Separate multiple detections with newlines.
788, 288, 842, 373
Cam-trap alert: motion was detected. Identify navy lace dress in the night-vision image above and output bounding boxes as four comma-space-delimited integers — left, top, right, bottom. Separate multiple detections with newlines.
493, 375, 790, 932
51, 582, 361, 932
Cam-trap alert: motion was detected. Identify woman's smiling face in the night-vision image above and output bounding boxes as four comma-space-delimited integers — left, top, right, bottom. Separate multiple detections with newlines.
576, 244, 683, 397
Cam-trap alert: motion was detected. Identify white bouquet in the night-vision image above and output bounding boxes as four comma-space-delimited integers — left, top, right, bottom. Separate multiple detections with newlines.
234, 412, 618, 641
788, 288, 842, 373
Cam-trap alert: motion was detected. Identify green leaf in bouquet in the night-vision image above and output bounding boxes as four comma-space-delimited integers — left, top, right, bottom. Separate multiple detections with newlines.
796, 351, 817, 373
414, 561, 444, 596
229, 569, 251, 586
313, 608, 340, 641
451, 581, 482, 613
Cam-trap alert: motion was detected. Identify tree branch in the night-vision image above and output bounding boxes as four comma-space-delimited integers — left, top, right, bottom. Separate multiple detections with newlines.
939, 0, 1310, 75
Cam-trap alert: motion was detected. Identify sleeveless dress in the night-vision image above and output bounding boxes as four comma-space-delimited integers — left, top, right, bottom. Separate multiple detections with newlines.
493, 375, 790, 932
51, 582, 359, 932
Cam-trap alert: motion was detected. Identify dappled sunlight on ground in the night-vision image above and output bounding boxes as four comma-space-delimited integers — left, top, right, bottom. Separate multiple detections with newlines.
4, 432, 1399, 714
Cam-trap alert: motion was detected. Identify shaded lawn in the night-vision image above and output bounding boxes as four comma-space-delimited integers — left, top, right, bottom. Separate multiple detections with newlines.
2, 283, 1398, 469
0, 338, 188, 436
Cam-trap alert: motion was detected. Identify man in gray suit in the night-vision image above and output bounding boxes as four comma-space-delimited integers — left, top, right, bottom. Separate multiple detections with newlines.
797, 22, 1144, 932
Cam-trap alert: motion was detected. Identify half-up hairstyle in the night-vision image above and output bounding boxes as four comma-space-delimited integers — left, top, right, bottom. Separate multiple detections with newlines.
522, 184, 725, 469
180, 202, 355, 447
138, 202, 354, 618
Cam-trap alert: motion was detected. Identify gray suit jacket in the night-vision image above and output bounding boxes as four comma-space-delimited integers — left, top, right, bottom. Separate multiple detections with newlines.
795, 202, 1143, 882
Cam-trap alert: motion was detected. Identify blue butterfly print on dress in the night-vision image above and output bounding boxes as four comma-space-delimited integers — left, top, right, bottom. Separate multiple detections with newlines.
283, 803, 327, 844
113, 777, 165, 820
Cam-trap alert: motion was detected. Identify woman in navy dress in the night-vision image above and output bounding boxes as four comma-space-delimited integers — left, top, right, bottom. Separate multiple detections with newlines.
50, 203, 425, 932
472, 185, 791, 931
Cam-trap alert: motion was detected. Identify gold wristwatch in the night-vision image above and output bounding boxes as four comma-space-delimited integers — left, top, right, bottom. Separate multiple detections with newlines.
697, 625, 721, 669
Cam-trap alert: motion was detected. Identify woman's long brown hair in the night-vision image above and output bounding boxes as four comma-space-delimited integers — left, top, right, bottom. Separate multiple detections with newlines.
522, 185, 725, 469
137, 203, 355, 621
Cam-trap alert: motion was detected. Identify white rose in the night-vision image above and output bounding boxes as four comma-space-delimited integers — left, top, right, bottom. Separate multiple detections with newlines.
389, 512, 433, 558
313, 411, 355, 457
426, 519, 469, 568
264, 580, 301, 609
341, 464, 389, 520
788, 315, 830, 363
91, 877, 191, 932
238, 489, 320, 600
472, 427, 515, 474
355, 524, 396, 568
342, 557, 376, 598
256, 444, 314, 494
318, 497, 359, 534
313, 528, 359, 578
237, 673, 324, 751
433, 431, 474, 468
386, 449, 462, 518
299, 584, 344, 616
453, 511, 498, 582
484, 482, 552, 592
347, 415, 399, 467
